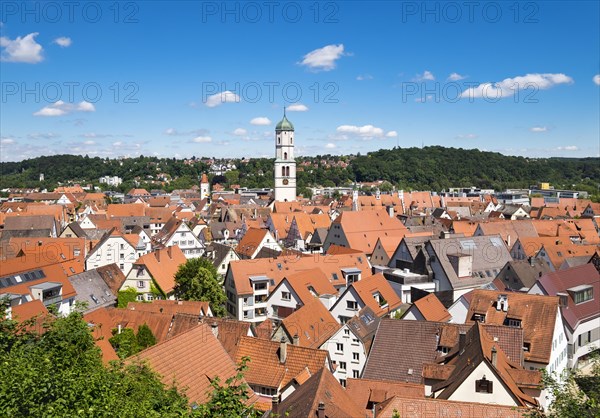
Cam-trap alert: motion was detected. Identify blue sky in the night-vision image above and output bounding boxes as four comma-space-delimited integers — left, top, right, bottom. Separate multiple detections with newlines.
1, 1, 599, 161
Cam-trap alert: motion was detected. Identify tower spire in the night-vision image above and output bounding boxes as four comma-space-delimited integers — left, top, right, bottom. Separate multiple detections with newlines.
283, 106, 286, 117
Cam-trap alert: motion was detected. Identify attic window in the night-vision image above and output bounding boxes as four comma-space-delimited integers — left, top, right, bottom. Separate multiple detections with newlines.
472, 313, 486, 323
475, 377, 493, 393
570, 286, 593, 304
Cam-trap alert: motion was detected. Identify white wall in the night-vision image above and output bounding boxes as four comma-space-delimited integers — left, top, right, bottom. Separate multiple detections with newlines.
321, 325, 367, 384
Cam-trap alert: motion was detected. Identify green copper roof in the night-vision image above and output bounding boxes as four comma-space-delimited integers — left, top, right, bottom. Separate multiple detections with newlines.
276, 111, 294, 131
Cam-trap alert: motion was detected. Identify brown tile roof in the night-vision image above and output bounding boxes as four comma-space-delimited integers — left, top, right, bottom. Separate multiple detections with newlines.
351, 273, 402, 317
331, 210, 408, 254
132, 246, 187, 294
254, 319, 274, 340
375, 396, 529, 417
233, 336, 329, 390
345, 378, 423, 415
284, 268, 337, 304
466, 290, 559, 364
412, 293, 451, 322
431, 323, 539, 407
134, 323, 249, 405
539, 243, 598, 270
83, 308, 120, 363
290, 213, 331, 241
236, 227, 269, 258
229, 252, 370, 296
95, 264, 126, 295
106, 203, 146, 218
10, 299, 48, 322
278, 298, 340, 349
276, 368, 364, 418
127, 299, 211, 317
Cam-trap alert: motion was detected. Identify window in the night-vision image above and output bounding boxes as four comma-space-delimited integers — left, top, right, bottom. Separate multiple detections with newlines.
353, 370, 360, 378
120, 244, 125, 250
137, 280, 145, 288
472, 313, 485, 323
344, 329, 350, 336
339, 379, 346, 388
281, 167, 285, 176
119, 263, 125, 270
339, 361, 347, 370
353, 352, 360, 361
147, 294, 154, 301
284, 152, 288, 160
347, 300, 358, 311
136, 295, 144, 301
281, 291, 291, 301
573, 287, 593, 304
475, 377, 493, 393
507, 318, 521, 328
336, 343, 344, 352
255, 282, 267, 291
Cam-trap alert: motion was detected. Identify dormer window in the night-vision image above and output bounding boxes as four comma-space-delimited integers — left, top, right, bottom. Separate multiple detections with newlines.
472, 313, 486, 323
569, 285, 593, 304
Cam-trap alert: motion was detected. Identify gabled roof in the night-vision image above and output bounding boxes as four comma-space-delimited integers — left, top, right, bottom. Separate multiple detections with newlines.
350, 273, 402, 317
431, 323, 539, 407
132, 246, 187, 294
106, 203, 146, 218
236, 227, 269, 258
345, 378, 423, 416
233, 336, 329, 390
346, 306, 380, 354
290, 213, 331, 241
278, 298, 340, 349
229, 252, 370, 296
538, 243, 598, 270
69, 269, 117, 311
95, 264, 127, 295
134, 323, 249, 405
283, 268, 337, 305
466, 290, 559, 364
534, 264, 600, 331
411, 293, 451, 322
276, 368, 364, 418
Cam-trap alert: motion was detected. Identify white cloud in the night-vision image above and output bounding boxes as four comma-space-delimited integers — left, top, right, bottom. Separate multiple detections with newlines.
325, 143, 336, 149
113, 141, 123, 147
594, 75, 600, 86
53, 37, 72, 47
447, 72, 466, 81
192, 136, 212, 143
33, 100, 96, 117
250, 117, 271, 126
27, 132, 60, 139
455, 133, 478, 139
413, 70, 435, 81
0, 32, 43, 63
164, 128, 208, 136
205, 90, 241, 107
83, 140, 95, 145
300, 44, 345, 71
287, 104, 308, 112
557, 145, 578, 151
1, 138, 16, 145
232, 128, 247, 136
386, 131, 398, 138
461, 73, 573, 99
356, 74, 373, 81
530, 126, 548, 133
336, 124, 385, 139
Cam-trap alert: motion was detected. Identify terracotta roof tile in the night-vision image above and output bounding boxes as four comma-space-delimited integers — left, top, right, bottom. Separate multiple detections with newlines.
132, 246, 187, 294
345, 378, 424, 415
278, 298, 340, 348
375, 396, 528, 417
412, 293, 451, 322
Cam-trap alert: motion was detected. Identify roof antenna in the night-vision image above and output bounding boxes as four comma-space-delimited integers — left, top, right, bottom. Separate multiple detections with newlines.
283, 106, 286, 117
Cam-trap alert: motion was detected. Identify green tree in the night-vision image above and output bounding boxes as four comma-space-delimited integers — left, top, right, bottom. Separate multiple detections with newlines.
174, 258, 226, 316
109, 328, 140, 359
137, 324, 157, 349
527, 352, 600, 417
194, 357, 259, 418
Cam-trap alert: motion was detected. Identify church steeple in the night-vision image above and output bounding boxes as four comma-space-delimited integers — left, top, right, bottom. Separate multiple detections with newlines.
274, 109, 296, 202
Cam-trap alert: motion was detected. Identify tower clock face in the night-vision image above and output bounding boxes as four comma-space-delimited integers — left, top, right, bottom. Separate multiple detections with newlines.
283, 179, 289, 185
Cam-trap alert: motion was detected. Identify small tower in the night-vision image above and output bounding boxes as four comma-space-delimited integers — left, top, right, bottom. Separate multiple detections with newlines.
200, 173, 210, 200
274, 108, 296, 202
375, 188, 381, 200
39, 173, 44, 182
352, 184, 360, 212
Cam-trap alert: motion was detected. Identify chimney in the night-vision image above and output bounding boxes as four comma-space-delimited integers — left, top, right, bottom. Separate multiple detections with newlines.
211, 322, 218, 338
387, 205, 394, 218
292, 333, 300, 346
491, 346, 497, 367
279, 337, 287, 363
317, 402, 325, 418
507, 234, 511, 248
496, 294, 508, 311
271, 395, 279, 416
117, 324, 122, 334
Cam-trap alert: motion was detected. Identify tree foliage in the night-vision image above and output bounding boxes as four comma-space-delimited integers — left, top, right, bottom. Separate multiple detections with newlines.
527, 352, 600, 417
173, 257, 226, 316
109, 324, 157, 359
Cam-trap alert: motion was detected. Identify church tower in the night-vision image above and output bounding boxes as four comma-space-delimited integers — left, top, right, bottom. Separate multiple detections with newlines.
274, 109, 296, 202
200, 173, 210, 200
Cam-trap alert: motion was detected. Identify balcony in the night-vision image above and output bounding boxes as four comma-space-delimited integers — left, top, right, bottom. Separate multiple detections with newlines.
43, 294, 62, 306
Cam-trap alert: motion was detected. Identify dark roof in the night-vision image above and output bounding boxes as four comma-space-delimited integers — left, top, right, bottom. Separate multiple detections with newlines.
205, 242, 238, 268
276, 368, 364, 418
63, 222, 87, 238
308, 227, 329, 246
4, 215, 56, 231
68, 269, 117, 312
535, 264, 600, 331
95, 263, 127, 294
346, 306, 380, 354
500, 259, 551, 289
